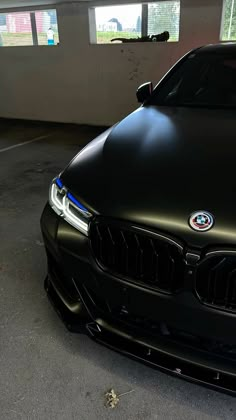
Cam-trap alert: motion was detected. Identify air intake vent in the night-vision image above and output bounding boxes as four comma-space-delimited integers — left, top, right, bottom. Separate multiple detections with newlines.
90, 220, 185, 293
196, 254, 236, 312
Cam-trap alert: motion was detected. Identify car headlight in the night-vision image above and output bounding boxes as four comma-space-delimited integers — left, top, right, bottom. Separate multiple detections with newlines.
49, 177, 92, 236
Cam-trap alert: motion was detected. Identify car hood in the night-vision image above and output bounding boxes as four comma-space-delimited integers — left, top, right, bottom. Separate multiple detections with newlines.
62, 106, 236, 248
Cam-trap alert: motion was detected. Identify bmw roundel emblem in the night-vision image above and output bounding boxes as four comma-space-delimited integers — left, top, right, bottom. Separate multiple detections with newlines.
189, 211, 214, 232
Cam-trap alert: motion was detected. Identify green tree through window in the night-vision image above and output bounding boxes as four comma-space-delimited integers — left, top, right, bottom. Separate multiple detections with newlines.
148, 1, 180, 41
222, 0, 236, 40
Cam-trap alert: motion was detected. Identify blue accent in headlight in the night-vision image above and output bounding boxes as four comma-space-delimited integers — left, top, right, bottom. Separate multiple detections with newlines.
67, 192, 88, 212
56, 178, 63, 189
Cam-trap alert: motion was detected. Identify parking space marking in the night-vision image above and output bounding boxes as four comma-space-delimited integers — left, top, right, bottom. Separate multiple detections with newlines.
0, 134, 50, 153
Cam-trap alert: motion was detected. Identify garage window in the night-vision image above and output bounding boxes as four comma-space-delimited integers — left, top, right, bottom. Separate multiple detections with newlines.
221, 0, 236, 40
89, 1, 180, 44
0, 9, 59, 47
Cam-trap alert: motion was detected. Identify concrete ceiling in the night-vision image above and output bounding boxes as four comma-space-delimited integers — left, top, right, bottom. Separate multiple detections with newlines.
0, 0, 91, 8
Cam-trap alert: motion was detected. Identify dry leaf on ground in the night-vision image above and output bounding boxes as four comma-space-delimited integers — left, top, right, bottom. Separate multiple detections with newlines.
105, 389, 134, 409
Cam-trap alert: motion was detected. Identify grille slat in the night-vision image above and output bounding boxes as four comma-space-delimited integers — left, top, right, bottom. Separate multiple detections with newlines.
134, 234, 141, 279
164, 245, 174, 290
168, 255, 175, 291
90, 220, 185, 293
96, 225, 103, 263
121, 231, 129, 274
196, 255, 236, 313
231, 272, 236, 305
151, 240, 159, 284
107, 227, 116, 267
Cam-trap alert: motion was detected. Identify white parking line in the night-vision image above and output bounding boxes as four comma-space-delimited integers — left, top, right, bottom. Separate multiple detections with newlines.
0, 134, 50, 153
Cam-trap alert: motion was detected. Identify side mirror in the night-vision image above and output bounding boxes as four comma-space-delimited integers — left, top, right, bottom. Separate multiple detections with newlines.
136, 82, 153, 103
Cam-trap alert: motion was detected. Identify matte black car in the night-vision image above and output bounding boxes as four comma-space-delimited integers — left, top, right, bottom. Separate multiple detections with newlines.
41, 44, 236, 395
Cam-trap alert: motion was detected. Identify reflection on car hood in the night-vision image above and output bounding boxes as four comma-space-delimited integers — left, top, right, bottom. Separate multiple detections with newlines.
62, 106, 236, 247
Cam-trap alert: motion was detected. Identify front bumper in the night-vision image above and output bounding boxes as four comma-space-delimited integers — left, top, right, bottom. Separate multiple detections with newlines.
41, 203, 236, 395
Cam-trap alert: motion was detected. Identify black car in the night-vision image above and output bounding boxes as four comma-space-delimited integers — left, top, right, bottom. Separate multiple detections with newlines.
41, 43, 236, 395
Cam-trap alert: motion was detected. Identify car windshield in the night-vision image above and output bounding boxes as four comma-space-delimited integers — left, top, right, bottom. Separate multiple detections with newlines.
149, 52, 236, 108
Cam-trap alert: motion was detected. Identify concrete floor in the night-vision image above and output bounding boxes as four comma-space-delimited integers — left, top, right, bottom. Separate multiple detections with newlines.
0, 119, 236, 420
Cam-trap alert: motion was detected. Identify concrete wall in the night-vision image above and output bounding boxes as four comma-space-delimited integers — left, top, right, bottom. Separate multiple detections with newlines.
0, 0, 223, 125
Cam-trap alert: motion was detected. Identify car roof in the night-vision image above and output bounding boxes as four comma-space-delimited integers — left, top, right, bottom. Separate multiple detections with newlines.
196, 42, 236, 54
